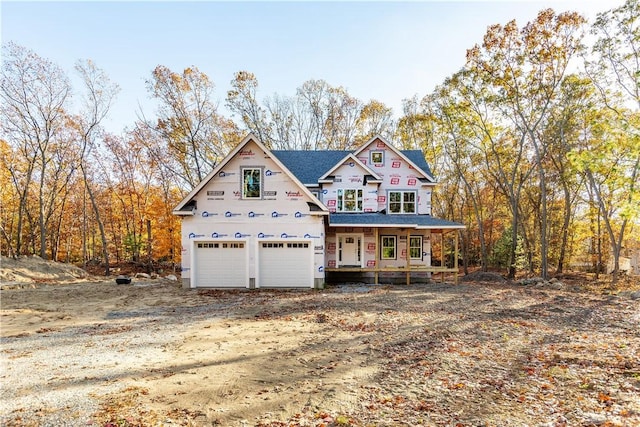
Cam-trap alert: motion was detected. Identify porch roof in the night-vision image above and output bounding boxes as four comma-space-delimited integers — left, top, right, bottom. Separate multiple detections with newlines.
328, 213, 465, 229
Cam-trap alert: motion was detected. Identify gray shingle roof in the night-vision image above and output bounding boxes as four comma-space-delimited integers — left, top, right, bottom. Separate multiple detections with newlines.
402, 150, 434, 179
271, 150, 348, 185
272, 149, 434, 185
329, 213, 464, 228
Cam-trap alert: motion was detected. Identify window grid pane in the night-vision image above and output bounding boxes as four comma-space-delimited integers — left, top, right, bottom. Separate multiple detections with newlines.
243, 168, 261, 198
381, 236, 396, 259
388, 191, 416, 214
338, 188, 363, 212
409, 236, 422, 259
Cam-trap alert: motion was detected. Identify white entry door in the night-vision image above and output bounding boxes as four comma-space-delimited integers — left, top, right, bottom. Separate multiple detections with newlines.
338, 234, 362, 267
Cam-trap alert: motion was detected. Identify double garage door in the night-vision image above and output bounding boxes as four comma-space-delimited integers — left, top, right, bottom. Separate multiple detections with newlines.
194, 241, 313, 288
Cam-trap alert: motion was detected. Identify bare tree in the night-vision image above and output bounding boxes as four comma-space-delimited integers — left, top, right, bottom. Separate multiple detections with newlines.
146, 65, 238, 191
73, 59, 119, 274
1, 42, 72, 259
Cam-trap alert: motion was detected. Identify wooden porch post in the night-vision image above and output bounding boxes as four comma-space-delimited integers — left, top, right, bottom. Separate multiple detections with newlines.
440, 230, 445, 283
454, 230, 459, 284
406, 228, 411, 285
374, 227, 379, 284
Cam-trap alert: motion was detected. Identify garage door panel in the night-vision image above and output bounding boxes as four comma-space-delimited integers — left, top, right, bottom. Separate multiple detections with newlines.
259, 241, 312, 288
195, 241, 247, 288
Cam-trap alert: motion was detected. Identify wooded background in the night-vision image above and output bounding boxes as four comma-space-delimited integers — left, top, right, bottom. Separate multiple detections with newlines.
1, 2, 638, 278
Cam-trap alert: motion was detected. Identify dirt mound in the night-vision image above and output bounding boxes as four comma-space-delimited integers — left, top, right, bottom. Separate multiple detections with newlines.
461, 270, 507, 282
0, 255, 89, 286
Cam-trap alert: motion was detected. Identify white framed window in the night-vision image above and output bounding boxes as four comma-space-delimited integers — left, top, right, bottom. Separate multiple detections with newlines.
381, 236, 396, 260
337, 189, 363, 212
370, 150, 384, 166
242, 168, 262, 199
389, 191, 416, 214
409, 236, 422, 259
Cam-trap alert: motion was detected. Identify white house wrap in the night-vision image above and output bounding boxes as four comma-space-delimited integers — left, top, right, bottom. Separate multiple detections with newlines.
174, 134, 464, 288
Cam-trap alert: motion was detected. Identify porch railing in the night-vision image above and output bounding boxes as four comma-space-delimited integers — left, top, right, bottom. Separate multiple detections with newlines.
324, 265, 459, 285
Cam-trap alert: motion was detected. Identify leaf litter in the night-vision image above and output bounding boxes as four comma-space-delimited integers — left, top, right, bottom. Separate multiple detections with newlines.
1, 275, 639, 426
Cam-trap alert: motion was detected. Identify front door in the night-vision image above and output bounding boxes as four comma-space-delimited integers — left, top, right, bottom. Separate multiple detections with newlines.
338, 234, 362, 267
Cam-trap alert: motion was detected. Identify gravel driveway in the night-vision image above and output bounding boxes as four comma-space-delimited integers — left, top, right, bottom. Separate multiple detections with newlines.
2, 279, 640, 426
1, 291, 188, 426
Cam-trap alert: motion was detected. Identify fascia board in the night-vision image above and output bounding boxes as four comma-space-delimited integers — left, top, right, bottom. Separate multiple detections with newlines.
415, 224, 466, 230
173, 133, 329, 214
172, 210, 195, 216
328, 223, 420, 228
173, 133, 258, 212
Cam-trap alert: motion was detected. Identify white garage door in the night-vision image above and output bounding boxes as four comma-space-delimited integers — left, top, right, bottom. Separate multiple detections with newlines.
259, 241, 313, 288
195, 241, 248, 288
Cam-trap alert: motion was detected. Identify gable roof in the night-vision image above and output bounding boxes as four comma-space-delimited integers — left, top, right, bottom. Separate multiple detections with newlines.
271, 150, 348, 186
354, 136, 435, 183
402, 150, 435, 180
272, 147, 435, 186
318, 153, 382, 182
173, 134, 328, 215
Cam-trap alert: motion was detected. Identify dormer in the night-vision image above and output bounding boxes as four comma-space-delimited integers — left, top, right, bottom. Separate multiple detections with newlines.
317, 154, 382, 213
318, 153, 382, 184
354, 136, 436, 186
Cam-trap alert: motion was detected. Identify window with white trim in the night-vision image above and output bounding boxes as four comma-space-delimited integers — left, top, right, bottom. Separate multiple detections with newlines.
337, 189, 363, 212
389, 191, 416, 214
370, 151, 384, 166
381, 236, 396, 260
409, 236, 422, 259
242, 168, 262, 199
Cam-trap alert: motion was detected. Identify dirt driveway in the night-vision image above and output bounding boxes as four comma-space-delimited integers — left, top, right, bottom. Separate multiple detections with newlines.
1, 278, 639, 426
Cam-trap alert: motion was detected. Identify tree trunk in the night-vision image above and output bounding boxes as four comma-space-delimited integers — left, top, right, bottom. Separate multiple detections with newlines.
555, 182, 572, 274
530, 132, 549, 279
508, 201, 518, 280
586, 170, 624, 280
38, 165, 47, 259
81, 165, 110, 276
537, 164, 548, 279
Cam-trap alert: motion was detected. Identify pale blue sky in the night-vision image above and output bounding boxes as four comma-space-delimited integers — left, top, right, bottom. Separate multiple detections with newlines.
1, 1, 623, 133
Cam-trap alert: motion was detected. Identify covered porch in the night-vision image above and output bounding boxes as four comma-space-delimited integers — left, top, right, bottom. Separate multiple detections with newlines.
323, 213, 465, 285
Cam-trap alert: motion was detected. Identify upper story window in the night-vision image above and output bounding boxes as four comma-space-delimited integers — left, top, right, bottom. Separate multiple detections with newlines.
370, 151, 384, 166
337, 189, 363, 212
242, 168, 262, 199
389, 191, 416, 214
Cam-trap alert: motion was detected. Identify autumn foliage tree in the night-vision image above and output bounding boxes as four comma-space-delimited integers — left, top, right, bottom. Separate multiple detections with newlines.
1, 1, 638, 281
143, 65, 240, 191
1, 42, 73, 260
